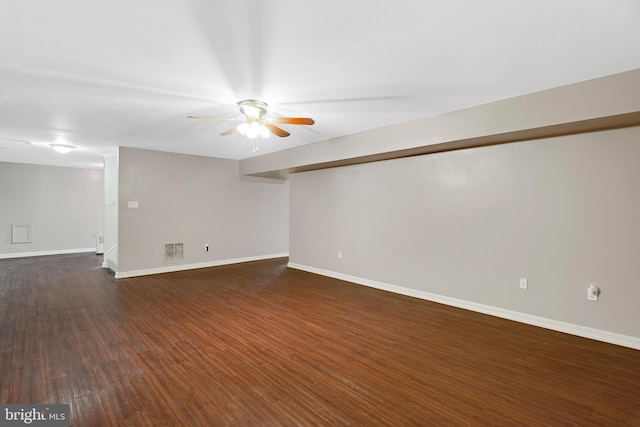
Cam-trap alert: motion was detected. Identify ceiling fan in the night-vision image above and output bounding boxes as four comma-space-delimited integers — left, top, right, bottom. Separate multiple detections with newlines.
187, 99, 315, 139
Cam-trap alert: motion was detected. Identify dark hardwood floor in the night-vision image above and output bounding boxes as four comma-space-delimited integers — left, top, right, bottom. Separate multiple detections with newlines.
1, 253, 639, 426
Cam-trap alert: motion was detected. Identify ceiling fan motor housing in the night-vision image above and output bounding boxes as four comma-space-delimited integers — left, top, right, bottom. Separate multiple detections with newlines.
238, 100, 268, 119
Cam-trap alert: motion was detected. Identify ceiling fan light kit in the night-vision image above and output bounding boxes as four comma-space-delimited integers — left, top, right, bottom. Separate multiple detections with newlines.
237, 121, 270, 139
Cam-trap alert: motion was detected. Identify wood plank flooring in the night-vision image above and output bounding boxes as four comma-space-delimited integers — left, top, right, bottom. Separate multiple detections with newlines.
1, 253, 639, 426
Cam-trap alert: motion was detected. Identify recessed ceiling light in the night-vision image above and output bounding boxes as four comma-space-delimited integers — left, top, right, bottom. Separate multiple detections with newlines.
50, 144, 76, 154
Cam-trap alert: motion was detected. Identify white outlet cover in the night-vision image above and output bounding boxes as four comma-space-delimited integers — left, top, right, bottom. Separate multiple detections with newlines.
519, 278, 528, 289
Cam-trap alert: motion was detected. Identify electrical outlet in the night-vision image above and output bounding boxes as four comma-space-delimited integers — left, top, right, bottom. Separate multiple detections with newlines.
337, 250, 342, 259
587, 284, 599, 301
205, 244, 209, 252
519, 278, 528, 290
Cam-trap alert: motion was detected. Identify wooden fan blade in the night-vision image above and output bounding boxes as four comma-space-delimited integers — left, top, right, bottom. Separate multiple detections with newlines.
272, 117, 315, 125
220, 127, 236, 136
187, 115, 240, 120
264, 123, 290, 138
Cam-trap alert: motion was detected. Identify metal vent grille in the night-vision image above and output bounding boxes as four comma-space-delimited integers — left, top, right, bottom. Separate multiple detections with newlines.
96, 233, 104, 254
164, 243, 184, 263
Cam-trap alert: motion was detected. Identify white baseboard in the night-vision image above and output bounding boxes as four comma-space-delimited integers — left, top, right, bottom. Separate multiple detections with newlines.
287, 262, 640, 350
0, 247, 96, 259
102, 245, 118, 270
116, 253, 289, 279
102, 258, 118, 272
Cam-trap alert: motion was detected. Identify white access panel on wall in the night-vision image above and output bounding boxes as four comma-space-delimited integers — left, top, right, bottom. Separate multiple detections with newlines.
11, 224, 32, 243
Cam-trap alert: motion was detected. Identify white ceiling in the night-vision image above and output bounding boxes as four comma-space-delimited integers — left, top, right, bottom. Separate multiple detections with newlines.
1, 0, 639, 169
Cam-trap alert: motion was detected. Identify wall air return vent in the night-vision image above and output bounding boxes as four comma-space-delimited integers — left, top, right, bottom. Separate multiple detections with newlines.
96, 233, 104, 254
11, 224, 32, 243
164, 243, 184, 263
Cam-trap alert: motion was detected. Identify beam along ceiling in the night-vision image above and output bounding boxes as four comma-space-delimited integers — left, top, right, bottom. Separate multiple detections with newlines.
1, 0, 639, 169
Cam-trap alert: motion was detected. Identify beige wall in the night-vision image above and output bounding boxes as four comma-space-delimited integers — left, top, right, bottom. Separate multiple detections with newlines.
289, 126, 640, 340
0, 162, 103, 256
117, 147, 288, 275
